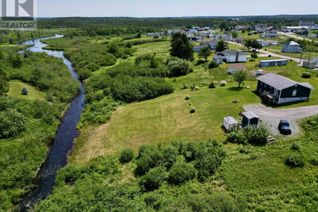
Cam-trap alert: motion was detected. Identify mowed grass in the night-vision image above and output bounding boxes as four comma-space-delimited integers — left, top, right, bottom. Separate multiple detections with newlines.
7, 80, 46, 101
71, 82, 259, 163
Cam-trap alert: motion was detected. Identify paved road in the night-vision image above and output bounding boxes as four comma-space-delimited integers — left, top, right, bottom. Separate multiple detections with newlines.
244, 104, 318, 136
227, 41, 303, 63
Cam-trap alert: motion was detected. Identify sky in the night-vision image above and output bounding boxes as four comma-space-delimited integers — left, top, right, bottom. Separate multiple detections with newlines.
38, 0, 318, 17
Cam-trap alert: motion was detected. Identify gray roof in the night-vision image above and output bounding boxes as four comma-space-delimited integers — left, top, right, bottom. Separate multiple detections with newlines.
242, 112, 259, 119
298, 82, 314, 90
257, 73, 313, 90
223, 50, 248, 55
260, 59, 288, 63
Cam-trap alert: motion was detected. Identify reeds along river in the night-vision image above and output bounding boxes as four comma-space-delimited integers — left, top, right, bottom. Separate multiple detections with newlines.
20, 35, 85, 209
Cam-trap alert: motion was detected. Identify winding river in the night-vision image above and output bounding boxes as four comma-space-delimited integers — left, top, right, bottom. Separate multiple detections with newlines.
20, 35, 85, 208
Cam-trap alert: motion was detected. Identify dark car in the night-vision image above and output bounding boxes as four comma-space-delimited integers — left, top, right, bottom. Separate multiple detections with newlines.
278, 120, 292, 135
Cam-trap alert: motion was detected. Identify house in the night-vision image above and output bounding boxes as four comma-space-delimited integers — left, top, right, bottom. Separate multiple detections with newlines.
299, 21, 318, 30
223, 116, 239, 132
255, 24, 267, 32
201, 39, 218, 50
282, 41, 302, 53
282, 26, 308, 33
259, 59, 288, 67
222, 50, 248, 63
241, 112, 260, 128
302, 58, 318, 69
228, 63, 246, 74
294, 29, 309, 36
213, 55, 224, 65
261, 30, 278, 38
193, 44, 208, 52
257, 39, 278, 47
257, 73, 313, 104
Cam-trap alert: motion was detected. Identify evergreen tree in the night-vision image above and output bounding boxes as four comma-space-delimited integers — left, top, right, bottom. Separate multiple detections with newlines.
170, 33, 193, 61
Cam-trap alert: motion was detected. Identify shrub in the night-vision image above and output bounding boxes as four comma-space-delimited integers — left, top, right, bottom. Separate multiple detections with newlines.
302, 72, 312, 78
244, 126, 269, 146
190, 107, 196, 113
184, 95, 191, 100
226, 131, 247, 145
166, 58, 193, 77
139, 167, 167, 191
0, 109, 27, 139
21, 88, 28, 95
285, 156, 305, 168
208, 81, 217, 89
309, 159, 318, 166
0, 68, 8, 95
119, 148, 134, 164
168, 161, 197, 185
208, 61, 219, 69
251, 52, 258, 59
135, 146, 164, 176
291, 143, 300, 151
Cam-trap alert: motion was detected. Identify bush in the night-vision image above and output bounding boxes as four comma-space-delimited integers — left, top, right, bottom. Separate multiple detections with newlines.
208, 81, 217, 89
226, 131, 247, 145
166, 58, 193, 77
285, 156, 305, 168
291, 143, 300, 151
184, 95, 191, 100
139, 167, 167, 191
244, 126, 269, 146
0, 109, 27, 139
119, 148, 134, 164
208, 61, 219, 69
309, 159, 318, 166
190, 107, 196, 113
251, 52, 258, 59
168, 161, 197, 185
302, 72, 312, 78
21, 88, 28, 95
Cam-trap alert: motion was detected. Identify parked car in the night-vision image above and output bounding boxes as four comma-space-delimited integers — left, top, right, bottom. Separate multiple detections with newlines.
278, 120, 292, 135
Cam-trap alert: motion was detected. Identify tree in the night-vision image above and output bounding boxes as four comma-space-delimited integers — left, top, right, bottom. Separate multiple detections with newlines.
0, 109, 27, 139
198, 47, 211, 61
166, 58, 193, 77
233, 70, 247, 88
21, 88, 28, 96
0, 67, 8, 95
170, 32, 194, 61
232, 31, 238, 39
244, 126, 269, 146
244, 39, 262, 52
215, 40, 228, 52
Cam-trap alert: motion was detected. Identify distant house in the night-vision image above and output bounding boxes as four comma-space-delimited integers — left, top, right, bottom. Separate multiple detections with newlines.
257, 73, 313, 104
282, 41, 302, 53
294, 29, 309, 36
193, 44, 208, 52
299, 21, 318, 30
213, 55, 224, 65
222, 50, 248, 63
302, 58, 318, 69
257, 39, 278, 47
259, 59, 288, 67
228, 63, 246, 74
261, 30, 278, 38
201, 39, 218, 50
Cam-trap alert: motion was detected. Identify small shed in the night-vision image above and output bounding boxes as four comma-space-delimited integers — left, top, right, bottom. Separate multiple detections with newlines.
223, 116, 239, 132
241, 112, 259, 128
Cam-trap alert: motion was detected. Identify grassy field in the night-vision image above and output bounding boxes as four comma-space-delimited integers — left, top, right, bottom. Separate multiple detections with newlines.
71, 39, 318, 163
7, 80, 46, 101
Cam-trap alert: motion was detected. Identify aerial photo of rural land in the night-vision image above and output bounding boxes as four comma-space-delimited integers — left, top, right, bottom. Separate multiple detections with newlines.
1, 0, 318, 211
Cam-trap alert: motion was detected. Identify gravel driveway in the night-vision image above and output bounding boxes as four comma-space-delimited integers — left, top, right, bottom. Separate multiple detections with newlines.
244, 104, 318, 135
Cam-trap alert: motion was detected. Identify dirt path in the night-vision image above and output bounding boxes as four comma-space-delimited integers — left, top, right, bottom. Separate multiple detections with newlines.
244, 104, 318, 135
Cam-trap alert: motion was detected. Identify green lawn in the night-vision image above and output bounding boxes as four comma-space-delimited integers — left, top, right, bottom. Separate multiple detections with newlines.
7, 80, 46, 101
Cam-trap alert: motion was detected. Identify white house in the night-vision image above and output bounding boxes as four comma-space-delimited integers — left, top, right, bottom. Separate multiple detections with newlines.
257, 39, 278, 47
222, 50, 248, 63
282, 41, 302, 53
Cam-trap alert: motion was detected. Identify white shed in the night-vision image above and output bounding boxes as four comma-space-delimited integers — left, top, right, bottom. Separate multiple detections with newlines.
223, 116, 239, 132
